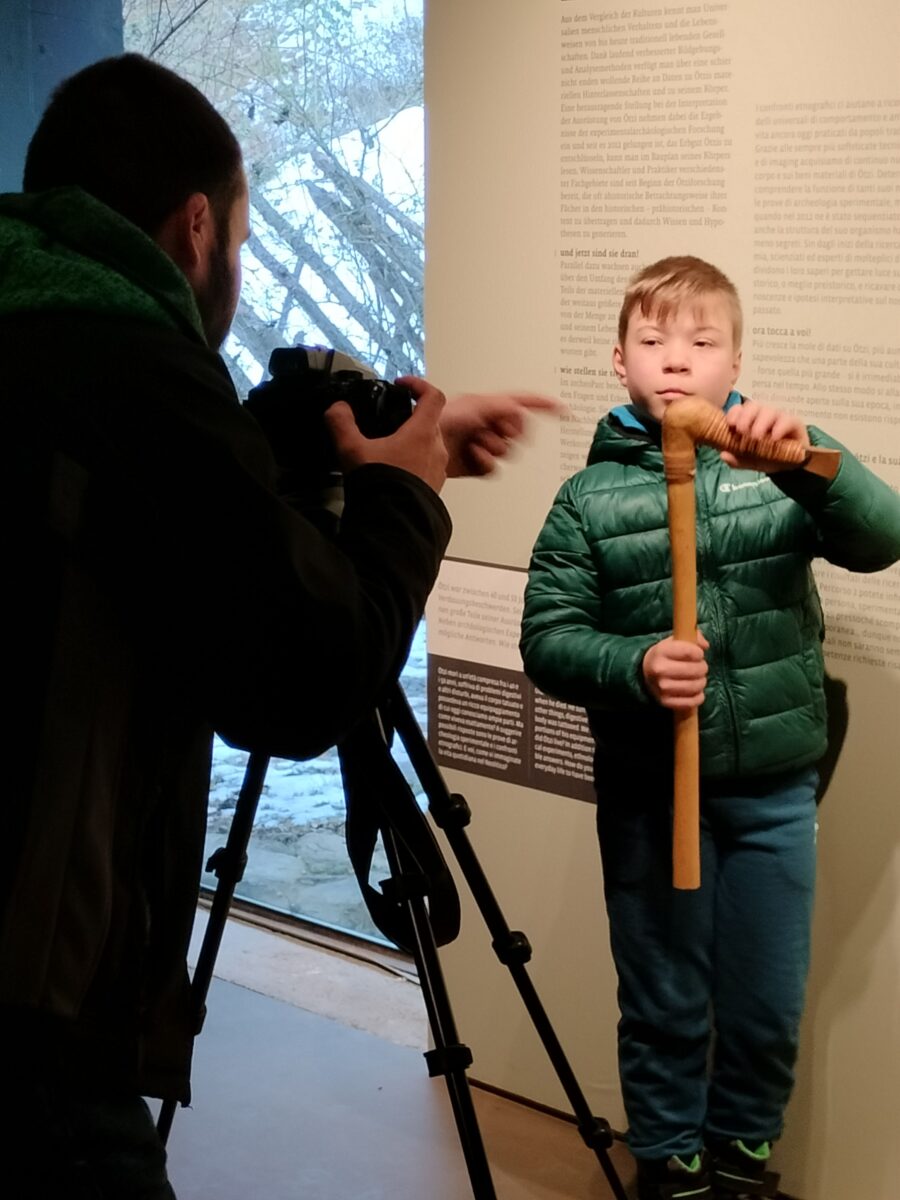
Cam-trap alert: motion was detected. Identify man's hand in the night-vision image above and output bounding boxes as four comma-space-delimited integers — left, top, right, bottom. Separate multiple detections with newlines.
642, 632, 709, 709
720, 398, 809, 473
437, 391, 563, 477
324, 376, 448, 494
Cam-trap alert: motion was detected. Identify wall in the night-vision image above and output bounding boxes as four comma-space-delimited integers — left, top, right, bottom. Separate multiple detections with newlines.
0, 0, 123, 191
424, 2, 900, 1197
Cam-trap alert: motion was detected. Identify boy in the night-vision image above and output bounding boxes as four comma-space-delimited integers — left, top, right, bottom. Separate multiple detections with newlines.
520, 257, 900, 1199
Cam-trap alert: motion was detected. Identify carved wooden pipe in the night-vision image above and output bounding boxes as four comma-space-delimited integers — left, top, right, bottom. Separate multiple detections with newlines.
661, 398, 840, 889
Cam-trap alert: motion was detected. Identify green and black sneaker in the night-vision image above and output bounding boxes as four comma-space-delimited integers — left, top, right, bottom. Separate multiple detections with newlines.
636, 1150, 712, 1199
708, 1139, 781, 1197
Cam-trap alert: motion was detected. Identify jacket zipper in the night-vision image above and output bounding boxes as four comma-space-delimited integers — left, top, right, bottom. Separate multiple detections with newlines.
695, 453, 741, 775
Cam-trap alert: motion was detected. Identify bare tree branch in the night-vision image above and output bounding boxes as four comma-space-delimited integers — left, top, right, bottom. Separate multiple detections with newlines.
310, 147, 423, 243
149, 0, 214, 57
245, 230, 360, 360
252, 191, 418, 374
306, 183, 422, 331
124, 0, 426, 382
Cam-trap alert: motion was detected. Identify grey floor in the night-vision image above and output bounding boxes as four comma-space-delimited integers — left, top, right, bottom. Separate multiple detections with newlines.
158, 975, 635, 1199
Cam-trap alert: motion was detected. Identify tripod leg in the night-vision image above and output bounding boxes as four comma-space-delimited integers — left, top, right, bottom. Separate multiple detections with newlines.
389, 686, 629, 1200
381, 823, 498, 1200
157, 751, 271, 1144
440, 823, 629, 1200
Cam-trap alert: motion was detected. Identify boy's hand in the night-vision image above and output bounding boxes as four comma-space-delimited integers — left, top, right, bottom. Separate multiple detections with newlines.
721, 398, 810, 473
437, 391, 563, 477
642, 632, 709, 709
325, 376, 448, 494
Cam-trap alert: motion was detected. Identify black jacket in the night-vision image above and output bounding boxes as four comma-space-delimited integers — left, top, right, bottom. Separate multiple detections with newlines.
0, 188, 450, 1099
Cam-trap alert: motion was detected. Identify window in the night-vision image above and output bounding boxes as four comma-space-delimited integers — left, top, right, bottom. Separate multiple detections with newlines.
124, 0, 426, 941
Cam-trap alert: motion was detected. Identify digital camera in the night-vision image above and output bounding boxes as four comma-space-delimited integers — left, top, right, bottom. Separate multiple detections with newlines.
243, 345, 414, 482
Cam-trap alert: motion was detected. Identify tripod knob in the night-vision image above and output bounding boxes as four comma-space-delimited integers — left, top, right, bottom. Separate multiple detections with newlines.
205, 845, 249, 883
492, 931, 532, 965
431, 791, 472, 831
578, 1115, 615, 1151
424, 1042, 474, 1078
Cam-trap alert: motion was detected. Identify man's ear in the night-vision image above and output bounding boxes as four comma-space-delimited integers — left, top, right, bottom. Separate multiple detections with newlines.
154, 192, 214, 284
612, 344, 628, 388
731, 347, 742, 385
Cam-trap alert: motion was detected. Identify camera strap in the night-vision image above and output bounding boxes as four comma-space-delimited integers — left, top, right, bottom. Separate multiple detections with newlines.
339, 709, 461, 953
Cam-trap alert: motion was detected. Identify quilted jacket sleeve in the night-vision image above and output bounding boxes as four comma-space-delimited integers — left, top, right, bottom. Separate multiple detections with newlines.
520, 482, 659, 710
773, 427, 900, 572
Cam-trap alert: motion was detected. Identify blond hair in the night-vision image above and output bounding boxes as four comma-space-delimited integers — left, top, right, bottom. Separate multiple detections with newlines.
616, 256, 742, 348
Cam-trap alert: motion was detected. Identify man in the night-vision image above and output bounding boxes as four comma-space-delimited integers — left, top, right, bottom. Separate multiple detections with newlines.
0, 54, 553, 1197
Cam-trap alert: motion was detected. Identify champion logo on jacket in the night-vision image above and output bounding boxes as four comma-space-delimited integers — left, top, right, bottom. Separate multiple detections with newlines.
719, 477, 773, 494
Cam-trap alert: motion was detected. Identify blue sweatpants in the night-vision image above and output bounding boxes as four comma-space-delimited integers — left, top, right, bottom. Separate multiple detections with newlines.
595, 764, 818, 1162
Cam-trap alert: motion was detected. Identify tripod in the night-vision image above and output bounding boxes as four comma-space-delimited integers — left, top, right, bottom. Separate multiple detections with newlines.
158, 682, 628, 1200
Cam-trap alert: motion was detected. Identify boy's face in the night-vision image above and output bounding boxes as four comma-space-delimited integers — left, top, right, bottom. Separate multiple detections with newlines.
612, 294, 741, 422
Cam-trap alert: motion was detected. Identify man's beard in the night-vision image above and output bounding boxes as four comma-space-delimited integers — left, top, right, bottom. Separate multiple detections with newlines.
195, 236, 237, 351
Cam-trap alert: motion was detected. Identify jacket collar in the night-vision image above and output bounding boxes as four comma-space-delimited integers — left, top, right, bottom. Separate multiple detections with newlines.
0, 186, 206, 343
587, 392, 743, 465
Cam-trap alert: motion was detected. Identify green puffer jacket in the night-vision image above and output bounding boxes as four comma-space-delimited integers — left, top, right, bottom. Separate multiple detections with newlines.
521, 399, 900, 778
